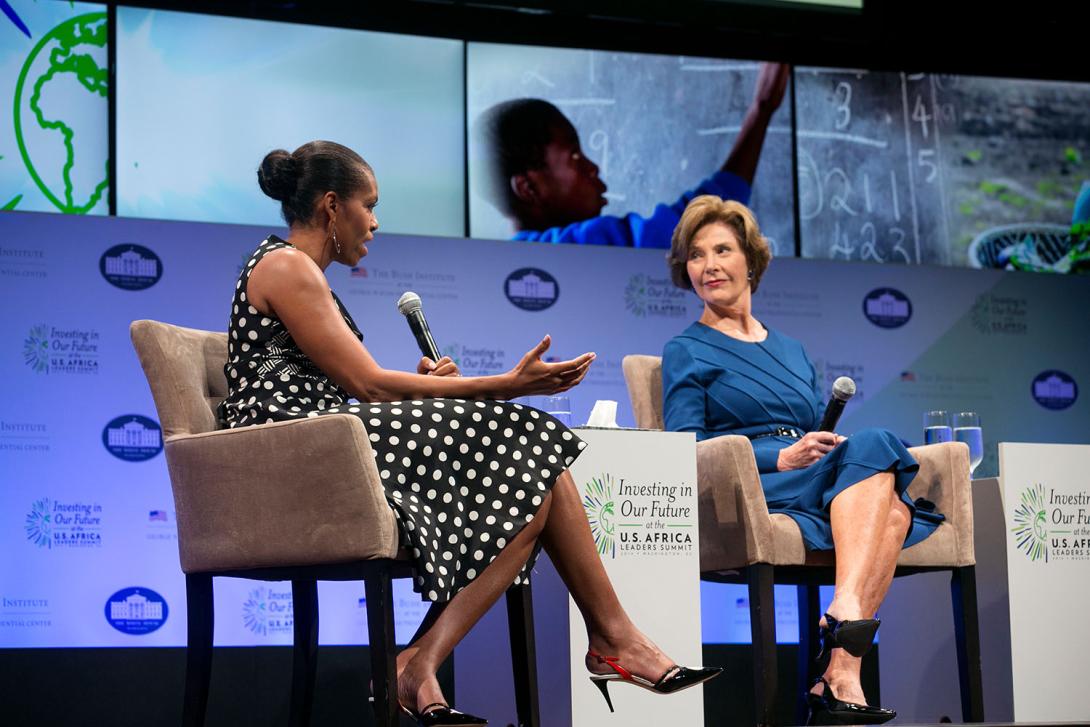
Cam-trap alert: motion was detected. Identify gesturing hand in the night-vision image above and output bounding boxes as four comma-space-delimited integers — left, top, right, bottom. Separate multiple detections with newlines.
417, 355, 460, 377
508, 335, 595, 398
776, 431, 846, 471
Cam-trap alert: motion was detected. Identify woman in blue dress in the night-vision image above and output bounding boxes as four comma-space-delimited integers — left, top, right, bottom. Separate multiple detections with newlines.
661, 197, 943, 724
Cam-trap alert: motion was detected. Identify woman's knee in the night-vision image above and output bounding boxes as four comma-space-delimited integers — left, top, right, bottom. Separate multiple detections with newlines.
887, 498, 911, 535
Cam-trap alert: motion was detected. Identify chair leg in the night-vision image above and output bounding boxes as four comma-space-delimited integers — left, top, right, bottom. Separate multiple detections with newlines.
365, 570, 399, 727
505, 583, 540, 727
795, 584, 821, 725
290, 579, 319, 727
183, 573, 214, 727
748, 564, 778, 727
951, 566, 985, 722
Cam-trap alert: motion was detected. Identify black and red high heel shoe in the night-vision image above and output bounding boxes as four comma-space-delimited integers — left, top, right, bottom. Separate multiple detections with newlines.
586, 649, 722, 713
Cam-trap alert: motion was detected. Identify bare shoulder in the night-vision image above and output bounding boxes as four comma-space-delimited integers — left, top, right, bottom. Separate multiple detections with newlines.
249, 246, 327, 313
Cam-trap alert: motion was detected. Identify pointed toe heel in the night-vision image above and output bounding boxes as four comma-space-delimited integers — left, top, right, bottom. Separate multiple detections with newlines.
585, 649, 722, 712
806, 677, 895, 725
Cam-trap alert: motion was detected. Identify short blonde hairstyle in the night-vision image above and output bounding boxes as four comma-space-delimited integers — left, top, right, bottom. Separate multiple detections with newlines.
667, 196, 772, 293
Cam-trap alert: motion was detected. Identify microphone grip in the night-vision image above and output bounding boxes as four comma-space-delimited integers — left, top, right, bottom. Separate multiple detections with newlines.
406, 310, 441, 362
818, 398, 847, 433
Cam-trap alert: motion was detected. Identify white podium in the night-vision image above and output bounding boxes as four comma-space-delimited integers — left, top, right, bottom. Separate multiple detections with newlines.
455, 428, 706, 727
999, 442, 1090, 723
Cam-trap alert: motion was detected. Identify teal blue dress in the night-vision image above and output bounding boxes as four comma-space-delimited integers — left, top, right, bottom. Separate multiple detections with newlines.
662, 322, 942, 550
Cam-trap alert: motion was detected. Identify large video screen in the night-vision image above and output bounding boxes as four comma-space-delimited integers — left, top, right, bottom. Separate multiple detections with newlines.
0, 1, 108, 216
116, 8, 466, 236
795, 68, 1090, 272
467, 43, 796, 254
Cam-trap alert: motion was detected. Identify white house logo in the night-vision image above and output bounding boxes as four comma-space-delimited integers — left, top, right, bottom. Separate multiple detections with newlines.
242, 586, 294, 636
624, 274, 689, 318
102, 415, 162, 461
22, 324, 100, 375
582, 474, 616, 558
505, 268, 559, 311
98, 244, 162, 290
24, 497, 103, 549
104, 587, 168, 635
1031, 370, 1078, 411
862, 288, 912, 328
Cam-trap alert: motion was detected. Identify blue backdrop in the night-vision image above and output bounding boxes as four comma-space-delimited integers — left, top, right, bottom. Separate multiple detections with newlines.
1, 209, 1087, 647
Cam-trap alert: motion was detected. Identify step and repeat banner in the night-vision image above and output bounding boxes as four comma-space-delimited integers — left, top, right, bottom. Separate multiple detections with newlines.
1, 209, 1088, 647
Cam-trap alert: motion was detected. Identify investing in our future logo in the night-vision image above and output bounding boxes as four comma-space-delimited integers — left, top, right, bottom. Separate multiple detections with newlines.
505, 268, 559, 311
583, 474, 616, 559
24, 497, 52, 548
1011, 483, 1049, 563
862, 288, 912, 328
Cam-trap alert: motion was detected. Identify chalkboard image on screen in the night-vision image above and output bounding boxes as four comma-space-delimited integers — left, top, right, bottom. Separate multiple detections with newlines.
795, 68, 1090, 267
468, 44, 795, 254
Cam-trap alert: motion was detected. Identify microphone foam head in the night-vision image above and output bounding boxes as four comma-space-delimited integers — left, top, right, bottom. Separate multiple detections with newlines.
397, 291, 422, 316
832, 376, 857, 401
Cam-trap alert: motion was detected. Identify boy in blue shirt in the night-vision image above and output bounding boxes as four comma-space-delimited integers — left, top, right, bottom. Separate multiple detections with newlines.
473, 63, 789, 248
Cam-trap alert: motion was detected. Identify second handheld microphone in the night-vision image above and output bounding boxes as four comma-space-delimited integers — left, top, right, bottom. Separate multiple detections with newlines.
396, 291, 441, 362
817, 376, 857, 432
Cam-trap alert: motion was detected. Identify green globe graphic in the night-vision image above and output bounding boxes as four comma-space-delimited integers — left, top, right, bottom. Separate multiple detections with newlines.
13, 12, 108, 214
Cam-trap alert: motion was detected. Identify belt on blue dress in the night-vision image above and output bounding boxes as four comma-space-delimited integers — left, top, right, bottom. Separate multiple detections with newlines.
749, 426, 804, 441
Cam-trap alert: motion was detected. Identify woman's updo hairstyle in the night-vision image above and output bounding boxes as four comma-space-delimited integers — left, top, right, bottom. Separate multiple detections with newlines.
258, 141, 374, 227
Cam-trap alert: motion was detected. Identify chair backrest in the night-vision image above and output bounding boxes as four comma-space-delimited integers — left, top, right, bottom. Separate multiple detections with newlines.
621, 355, 665, 430
130, 320, 228, 439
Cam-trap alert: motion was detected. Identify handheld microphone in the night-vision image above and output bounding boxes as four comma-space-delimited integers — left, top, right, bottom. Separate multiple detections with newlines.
818, 376, 856, 432
396, 291, 441, 362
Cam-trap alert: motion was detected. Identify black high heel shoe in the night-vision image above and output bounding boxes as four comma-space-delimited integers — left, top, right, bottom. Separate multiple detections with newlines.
817, 613, 881, 659
399, 701, 488, 727
807, 677, 895, 725
586, 649, 722, 713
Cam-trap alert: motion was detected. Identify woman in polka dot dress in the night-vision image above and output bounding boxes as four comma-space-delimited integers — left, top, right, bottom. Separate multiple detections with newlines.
219, 141, 720, 725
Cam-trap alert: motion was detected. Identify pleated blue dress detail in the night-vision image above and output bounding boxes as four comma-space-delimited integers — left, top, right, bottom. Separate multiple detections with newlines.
662, 322, 943, 550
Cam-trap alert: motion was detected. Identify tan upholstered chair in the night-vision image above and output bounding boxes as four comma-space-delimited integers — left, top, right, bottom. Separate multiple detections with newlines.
131, 320, 542, 727
622, 354, 984, 726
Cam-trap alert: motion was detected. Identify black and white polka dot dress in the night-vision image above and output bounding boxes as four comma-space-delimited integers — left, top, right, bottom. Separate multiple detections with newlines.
219, 237, 586, 601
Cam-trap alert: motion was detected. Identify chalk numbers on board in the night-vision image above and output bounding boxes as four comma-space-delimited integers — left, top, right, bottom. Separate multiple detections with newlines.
834, 81, 852, 131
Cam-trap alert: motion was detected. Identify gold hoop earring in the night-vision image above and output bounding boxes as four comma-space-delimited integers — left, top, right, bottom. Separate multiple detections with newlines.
332, 227, 340, 255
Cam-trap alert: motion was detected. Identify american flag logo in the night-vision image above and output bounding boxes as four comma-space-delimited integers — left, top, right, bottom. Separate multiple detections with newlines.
148, 510, 168, 522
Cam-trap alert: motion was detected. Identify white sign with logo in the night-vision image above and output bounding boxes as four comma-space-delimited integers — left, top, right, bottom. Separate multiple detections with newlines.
562, 428, 704, 726
999, 442, 1090, 722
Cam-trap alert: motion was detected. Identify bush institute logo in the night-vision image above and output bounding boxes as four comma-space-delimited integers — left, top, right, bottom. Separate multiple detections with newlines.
102, 415, 162, 461
99, 244, 162, 290
1011, 483, 1050, 562
243, 586, 294, 636
583, 474, 617, 558
105, 588, 168, 635
505, 268, 559, 311
24, 497, 103, 549
1031, 370, 1078, 411
624, 274, 689, 318
862, 288, 912, 328
22, 324, 100, 375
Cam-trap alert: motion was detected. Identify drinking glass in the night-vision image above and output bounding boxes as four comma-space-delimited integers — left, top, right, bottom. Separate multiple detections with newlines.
923, 410, 952, 444
953, 411, 984, 475
543, 395, 572, 427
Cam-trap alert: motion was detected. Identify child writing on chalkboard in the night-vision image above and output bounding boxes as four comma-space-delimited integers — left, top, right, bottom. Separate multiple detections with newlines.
473, 62, 789, 248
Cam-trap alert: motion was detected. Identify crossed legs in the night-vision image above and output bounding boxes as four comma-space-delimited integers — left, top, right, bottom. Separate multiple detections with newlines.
396, 469, 673, 713
812, 471, 911, 705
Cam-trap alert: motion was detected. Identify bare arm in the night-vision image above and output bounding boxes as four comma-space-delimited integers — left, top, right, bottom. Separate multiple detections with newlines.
247, 249, 593, 402
721, 62, 791, 185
